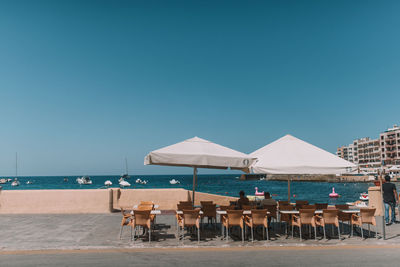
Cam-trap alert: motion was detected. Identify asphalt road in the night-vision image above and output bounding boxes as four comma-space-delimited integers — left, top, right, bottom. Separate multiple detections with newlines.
1, 246, 399, 267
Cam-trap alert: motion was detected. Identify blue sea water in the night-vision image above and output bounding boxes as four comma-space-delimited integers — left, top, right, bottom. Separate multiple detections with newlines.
0, 174, 378, 204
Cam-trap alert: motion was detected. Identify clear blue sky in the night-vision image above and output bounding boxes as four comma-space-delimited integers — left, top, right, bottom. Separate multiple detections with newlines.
0, 0, 399, 176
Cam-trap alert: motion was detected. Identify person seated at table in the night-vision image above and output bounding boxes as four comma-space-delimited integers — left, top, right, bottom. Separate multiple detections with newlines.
237, 190, 249, 209
260, 192, 277, 206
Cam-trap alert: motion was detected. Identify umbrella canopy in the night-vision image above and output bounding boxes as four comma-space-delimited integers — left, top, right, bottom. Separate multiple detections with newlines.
145, 136, 255, 171
250, 134, 356, 175
144, 136, 256, 203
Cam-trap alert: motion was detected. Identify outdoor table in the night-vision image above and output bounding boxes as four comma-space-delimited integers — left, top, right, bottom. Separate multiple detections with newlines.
340, 209, 360, 214
133, 204, 160, 209
130, 210, 161, 215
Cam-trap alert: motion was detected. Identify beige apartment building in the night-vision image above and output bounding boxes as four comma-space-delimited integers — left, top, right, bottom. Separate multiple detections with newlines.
337, 124, 400, 172
336, 143, 355, 163
355, 137, 381, 169
380, 125, 400, 166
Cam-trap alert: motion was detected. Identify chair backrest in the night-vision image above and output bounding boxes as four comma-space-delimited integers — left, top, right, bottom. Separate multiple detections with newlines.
226, 210, 243, 225
229, 201, 238, 206
202, 204, 217, 217
250, 209, 268, 225
315, 203, 328, 210
133, 210, 151, 225
279, 205, 293, 222
177, 203, 193, 210
279, 205, 294, 211
299, 209, 316, 224
278, 200, 289, 207
182, 209, 200, 226
200, 201, 213, 206
249, 201, 258, 208
179, 201, 192, 205
335, 204, 349, 210
263, 204, 277, 215
296, 200, 309, 205
360, 208, 376, 223
322, 209, 338, 224
302, 204, 316, 209
242, 205, 252, 210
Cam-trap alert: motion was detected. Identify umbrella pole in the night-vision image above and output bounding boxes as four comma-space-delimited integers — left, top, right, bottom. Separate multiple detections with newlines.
288, 178, 291, 202
192, 167, 197, 206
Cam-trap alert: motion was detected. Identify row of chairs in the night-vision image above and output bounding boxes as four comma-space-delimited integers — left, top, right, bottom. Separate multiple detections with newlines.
176, 201, 273, 243
279, 204, 377, 240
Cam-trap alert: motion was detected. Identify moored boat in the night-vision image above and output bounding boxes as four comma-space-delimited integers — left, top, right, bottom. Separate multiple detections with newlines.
76, 176, 93, 185
11, 178, 20, 186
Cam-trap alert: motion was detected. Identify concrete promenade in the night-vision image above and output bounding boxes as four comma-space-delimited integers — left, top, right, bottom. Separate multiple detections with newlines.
1, 213, 400, 266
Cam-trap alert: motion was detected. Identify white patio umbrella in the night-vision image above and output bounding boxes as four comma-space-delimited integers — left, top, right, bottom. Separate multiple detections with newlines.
144, 136, 256, 204
250, 134, 357, 201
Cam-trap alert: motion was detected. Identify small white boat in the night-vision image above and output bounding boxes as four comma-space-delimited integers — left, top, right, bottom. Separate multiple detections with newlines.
141, 180, 148, 185
169, 179, 180, 185
104, 180, 112, 186
76, 176, 93, 185
135, 178, 142, 184
26, 180, 33, 185
119, 180, 131, 187
0, 178, 7, 184
7, 178, 12, 182
11, 178, 20, 186
359, 192, 369, 201
63, 177, 69, 182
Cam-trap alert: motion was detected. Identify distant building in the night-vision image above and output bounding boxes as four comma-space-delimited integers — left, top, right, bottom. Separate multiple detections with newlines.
337, 124, 400, 173
380, 125, 400, 167
356, 137, 381, 170
336, 143, 355, 163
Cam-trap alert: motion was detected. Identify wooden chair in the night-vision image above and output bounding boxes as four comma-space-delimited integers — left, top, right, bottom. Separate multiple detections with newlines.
244, 209, 269, 241
295, 200, 309, 210
291, 209, 317, 241
223, 210, 245, 243
178, 209, 201, 243
264, 204, 278, 225
351, 208, 377, 239
335, 204, 351, 234
315, 209, 340, 239
201, 204, 217, 229
179, 201, 192, 206
278, 200, 289, 207
131, 210, 152, 243
279, 205, 293, 235
119, 208, 132, 239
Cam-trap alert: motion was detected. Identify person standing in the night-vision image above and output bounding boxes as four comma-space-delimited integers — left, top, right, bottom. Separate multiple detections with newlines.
237, 190, 250, 209
382, 175, 398, 225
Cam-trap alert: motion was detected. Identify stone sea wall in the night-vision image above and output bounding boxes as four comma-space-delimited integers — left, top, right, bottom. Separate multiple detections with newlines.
0, 188, 238, 214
